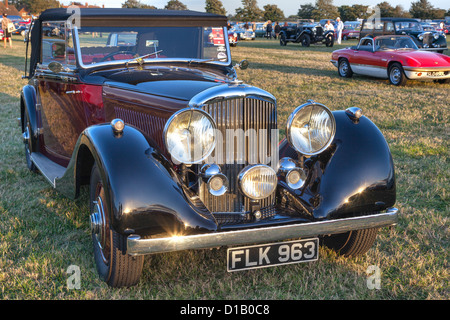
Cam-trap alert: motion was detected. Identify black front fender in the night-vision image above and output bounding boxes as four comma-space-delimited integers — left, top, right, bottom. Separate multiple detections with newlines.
57, 123, 218, 235
280, 110, 396, 220
20, 85, 38, 138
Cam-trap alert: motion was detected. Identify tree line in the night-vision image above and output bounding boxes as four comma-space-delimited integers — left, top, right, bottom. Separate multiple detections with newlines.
6, 0, 450, 21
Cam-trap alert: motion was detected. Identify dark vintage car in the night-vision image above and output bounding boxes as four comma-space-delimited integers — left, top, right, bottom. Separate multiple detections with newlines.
279, 22, 334, 47
21, 8, 397, 287
359, 18, 447, 53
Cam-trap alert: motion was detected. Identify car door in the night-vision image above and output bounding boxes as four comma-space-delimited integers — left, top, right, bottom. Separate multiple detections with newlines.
35, 21, 85, 166
349, 38, 385, 78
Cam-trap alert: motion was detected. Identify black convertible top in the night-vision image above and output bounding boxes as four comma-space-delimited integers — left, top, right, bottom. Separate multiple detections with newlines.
39, 8, 227, 25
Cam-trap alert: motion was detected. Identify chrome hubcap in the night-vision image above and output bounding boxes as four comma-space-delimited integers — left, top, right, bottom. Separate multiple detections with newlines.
391, 68, 401, 84
339, 62, 348, 75
22, 127, 30, 144
90, 197, 106, 249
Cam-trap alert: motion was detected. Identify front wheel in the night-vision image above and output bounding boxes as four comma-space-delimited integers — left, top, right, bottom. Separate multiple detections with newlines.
325, 34, 334, 47
90, 164, 144, 287
389, 62, 407, 86
22, 110, 37, 172
322, 227, 379, 257
280, 34, 287, 46
300, 34, 310, 47
338, 58, 353, 78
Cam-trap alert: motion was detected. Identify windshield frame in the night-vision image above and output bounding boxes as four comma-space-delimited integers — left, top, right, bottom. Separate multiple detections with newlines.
374, 36, 419, 51
72, 25, 232, 70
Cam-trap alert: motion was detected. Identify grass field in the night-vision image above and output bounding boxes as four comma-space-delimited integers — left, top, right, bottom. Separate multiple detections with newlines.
0, 34, 448, 301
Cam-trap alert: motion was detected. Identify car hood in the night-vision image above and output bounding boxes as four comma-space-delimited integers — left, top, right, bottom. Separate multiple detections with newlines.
99, 66, 228, 101
394, 50, 450, 67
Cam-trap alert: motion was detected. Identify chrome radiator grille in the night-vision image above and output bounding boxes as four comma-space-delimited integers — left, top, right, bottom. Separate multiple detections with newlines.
200, 97, 277, 213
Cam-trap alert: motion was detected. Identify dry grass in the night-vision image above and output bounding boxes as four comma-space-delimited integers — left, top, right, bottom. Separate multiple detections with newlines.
0, 35, 448, 300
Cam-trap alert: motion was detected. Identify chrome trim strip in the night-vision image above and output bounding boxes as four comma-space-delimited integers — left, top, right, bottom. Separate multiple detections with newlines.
402, 66, 450, 72
127, 208, 398, 255
189, 83, 276, 108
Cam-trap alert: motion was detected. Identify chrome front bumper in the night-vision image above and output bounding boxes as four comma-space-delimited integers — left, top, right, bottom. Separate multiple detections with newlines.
127, 208, 398, 256
403, 67, 450, 80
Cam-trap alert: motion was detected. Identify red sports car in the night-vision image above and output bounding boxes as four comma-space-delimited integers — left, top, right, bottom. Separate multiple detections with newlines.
331, 35, 450, 85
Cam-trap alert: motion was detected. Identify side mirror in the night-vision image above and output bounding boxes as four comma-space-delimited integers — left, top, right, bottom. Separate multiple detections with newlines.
48, 61, 64, 73
235, 59, 249, 70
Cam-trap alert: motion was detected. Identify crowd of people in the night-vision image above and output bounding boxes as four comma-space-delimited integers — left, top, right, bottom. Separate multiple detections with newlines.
229, 17, 346, 43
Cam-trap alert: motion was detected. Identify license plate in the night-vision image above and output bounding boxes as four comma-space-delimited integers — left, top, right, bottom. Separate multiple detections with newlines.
427, 71, 445, 76
227, 238, 319, 272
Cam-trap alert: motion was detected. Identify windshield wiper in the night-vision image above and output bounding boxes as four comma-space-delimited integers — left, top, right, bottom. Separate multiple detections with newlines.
187, 58, 218, 66
125, 50, 163, 69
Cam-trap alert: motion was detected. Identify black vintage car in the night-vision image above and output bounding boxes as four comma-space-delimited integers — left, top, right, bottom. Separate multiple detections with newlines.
360, 18, 448, 53
21, 8, 397, 287
279, 22, 334, 47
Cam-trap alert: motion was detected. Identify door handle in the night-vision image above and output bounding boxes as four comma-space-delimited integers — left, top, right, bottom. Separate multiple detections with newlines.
66, 90, 82, 94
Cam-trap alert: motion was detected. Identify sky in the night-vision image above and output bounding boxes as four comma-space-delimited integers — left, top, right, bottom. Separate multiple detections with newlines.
60, 1, 450, 18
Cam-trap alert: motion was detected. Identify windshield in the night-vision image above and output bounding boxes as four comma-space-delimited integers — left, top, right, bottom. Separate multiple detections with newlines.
395, 21, 422, 32
375, 37, 419, 50
75, 26, 229, 67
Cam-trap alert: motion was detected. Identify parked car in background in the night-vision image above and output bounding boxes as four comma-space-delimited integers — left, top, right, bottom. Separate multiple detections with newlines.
359, 18, 447, 53
22, 8, 397, 287
254, 22, 266, 37
331, 35, 450, 85
280, 22, 334, 47
0, 29, 4, 41
231, 25, 255, 40
228, 29, 238, 46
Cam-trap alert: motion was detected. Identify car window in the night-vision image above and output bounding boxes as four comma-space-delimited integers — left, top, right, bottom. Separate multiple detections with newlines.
385, 22, 394, 32
362, 21, 374, 32
76, 26, 229, 66
395, 21, 422, 32
41, 21, 75, 67
374, 22, 384, 31
375, 37, 418, 50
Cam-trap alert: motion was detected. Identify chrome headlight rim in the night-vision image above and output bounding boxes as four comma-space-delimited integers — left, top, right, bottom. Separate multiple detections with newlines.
163, 107, 217, 164
239, 164, 278, 200
286, 100, 336, 156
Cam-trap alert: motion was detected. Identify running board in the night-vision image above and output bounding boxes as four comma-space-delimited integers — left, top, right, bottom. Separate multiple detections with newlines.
30, 153, 66, 187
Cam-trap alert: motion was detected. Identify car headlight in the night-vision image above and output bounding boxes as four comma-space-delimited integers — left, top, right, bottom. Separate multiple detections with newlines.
239, 165, 277, 200
286, 101, 336, 156
418, 34, 424, 41
433, 33, 439, 39
164, 108, 216, 164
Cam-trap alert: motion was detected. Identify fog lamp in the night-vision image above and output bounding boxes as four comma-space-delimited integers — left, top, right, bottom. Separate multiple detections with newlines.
201, 164, 228, 196
239, 165, 277, 200
286, 168, 306, 189
278, 157, 306, 190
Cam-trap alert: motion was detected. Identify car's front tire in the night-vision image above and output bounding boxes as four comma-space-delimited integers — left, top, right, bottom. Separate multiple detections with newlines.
90, 164, 144, 287
22, 110, 37, 172
322, 227, 379, 257
280, 34, 287, 46
338, 58, 353, 78
325, 34, 334, 47
389, 63, 407, 86
300, 34, 310, 47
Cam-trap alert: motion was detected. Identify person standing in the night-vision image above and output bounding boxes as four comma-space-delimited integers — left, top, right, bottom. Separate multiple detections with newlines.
274, 22, 281, 39
336, 17, 344, 44
2, 13, 13, 48
266, 20, 272, 39
324, 20, 334, 32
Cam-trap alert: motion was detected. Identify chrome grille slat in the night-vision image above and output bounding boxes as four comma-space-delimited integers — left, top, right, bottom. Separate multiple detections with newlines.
201, 97, 277, 213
